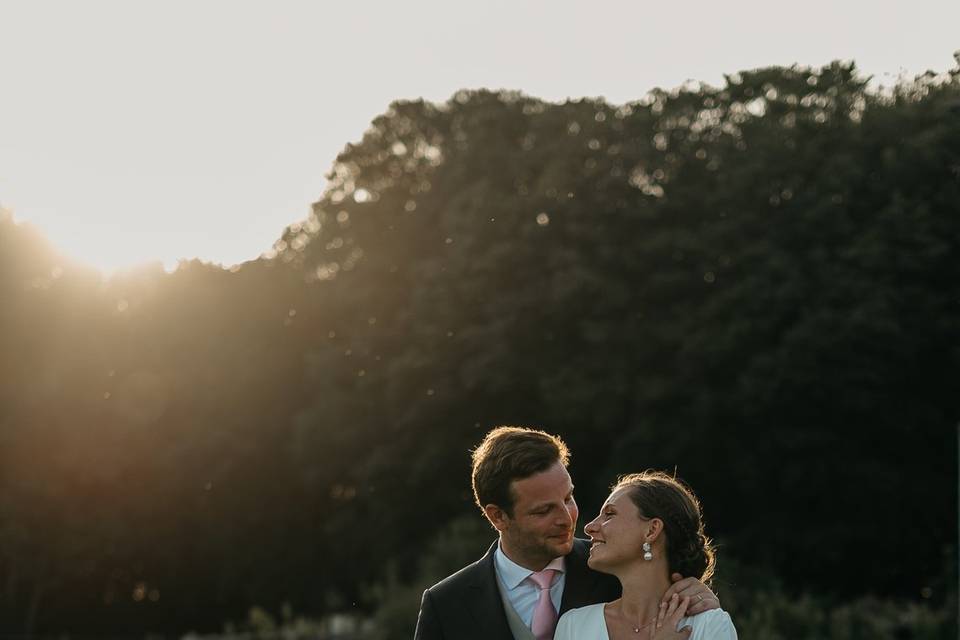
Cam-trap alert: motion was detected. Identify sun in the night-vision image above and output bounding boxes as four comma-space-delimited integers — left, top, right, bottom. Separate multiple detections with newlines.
8, 208, 187, 276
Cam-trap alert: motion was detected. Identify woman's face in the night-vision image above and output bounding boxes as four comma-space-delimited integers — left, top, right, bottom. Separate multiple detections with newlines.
583, 487, 652, 571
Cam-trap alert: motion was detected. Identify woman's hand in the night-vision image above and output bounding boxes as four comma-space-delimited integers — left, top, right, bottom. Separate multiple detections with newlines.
661, 573, 719, 615
650, 593, 692, 640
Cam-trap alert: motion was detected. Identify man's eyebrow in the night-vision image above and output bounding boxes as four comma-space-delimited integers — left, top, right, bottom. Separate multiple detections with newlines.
527, 487, 576, 512
527, 502, 553, 512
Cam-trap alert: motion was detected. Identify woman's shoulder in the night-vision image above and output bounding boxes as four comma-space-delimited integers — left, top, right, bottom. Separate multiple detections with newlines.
558, 602, 606, 625
556, 603, 606, 638
682, 608, 738, 639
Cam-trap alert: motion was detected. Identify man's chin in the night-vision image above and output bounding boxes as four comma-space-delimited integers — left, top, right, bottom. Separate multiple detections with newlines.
548, 536, 575, 557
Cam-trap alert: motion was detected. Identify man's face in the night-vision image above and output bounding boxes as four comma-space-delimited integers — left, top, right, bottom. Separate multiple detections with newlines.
489, 461, 578, 570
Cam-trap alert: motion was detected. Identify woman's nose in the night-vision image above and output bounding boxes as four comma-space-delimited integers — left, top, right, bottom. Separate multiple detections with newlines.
584, 515, 600, 535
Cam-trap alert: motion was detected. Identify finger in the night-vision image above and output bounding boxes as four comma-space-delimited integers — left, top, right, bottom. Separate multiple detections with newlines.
670, 595, 690, 624
666, 596, 687, 629
661, 584, 678, 604
670, 581, 704, 600
685, 594, 718, 615
656, 599, 667, 629
661, 578, 691, 604
665, 593, 680, 619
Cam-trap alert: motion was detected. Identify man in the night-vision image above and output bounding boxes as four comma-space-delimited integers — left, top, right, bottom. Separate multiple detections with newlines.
414, 426, 720, 640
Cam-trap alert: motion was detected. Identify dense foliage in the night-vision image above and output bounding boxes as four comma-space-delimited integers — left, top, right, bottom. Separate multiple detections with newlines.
1, 58, 958, 636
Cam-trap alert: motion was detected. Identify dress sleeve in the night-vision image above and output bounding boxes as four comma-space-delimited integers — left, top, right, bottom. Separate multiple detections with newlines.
554, 610, 577, 640
688, 609, 738, 640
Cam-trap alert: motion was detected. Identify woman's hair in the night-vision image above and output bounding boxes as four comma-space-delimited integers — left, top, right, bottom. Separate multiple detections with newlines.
613, 470, 716, 584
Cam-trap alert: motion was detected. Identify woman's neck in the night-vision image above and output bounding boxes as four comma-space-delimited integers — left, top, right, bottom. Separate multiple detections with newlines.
613, 566, 672, 626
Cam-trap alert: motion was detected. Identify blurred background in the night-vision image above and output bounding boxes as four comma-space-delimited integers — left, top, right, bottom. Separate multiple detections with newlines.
1, 2, 958, 638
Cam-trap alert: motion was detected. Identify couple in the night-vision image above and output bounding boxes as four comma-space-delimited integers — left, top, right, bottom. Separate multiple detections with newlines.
414, 427, 737, 639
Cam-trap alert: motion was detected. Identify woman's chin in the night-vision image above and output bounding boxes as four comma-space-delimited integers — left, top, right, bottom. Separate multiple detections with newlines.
586, 553, 608, 572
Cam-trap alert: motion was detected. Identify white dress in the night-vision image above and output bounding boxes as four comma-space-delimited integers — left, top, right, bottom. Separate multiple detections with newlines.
555, 603, 738, 640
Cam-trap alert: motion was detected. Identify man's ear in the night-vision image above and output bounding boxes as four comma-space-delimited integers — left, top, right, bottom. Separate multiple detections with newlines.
483, 504, 511, 532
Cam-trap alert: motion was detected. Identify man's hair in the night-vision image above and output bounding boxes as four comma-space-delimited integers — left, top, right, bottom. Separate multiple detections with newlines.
471, 426, 570, 517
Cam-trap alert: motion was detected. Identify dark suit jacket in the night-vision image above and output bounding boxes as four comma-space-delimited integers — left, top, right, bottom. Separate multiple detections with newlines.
414, 539, 621, 640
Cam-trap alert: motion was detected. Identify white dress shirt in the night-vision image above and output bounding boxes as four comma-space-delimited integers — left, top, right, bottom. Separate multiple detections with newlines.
493, 542, 567, 627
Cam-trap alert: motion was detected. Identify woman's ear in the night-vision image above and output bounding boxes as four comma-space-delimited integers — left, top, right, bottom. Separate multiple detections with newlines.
645, 517, 664, 542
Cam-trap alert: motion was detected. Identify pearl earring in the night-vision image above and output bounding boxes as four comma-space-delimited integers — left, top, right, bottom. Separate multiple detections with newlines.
643, 542, 653, 561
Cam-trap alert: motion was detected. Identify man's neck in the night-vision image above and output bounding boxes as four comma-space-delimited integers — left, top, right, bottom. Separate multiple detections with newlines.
498, 538, 555, 572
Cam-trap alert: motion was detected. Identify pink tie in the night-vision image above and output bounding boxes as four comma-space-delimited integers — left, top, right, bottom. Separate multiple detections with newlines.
529, 569, 559, 640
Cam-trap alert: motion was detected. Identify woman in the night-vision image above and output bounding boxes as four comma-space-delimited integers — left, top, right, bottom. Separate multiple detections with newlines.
554, 471, 737, 639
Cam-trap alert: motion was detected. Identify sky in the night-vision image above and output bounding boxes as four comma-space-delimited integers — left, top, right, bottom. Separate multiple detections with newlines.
1, 0, 957, 273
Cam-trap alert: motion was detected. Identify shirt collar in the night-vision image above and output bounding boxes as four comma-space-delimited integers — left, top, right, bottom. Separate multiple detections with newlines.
494, 540, 566, 591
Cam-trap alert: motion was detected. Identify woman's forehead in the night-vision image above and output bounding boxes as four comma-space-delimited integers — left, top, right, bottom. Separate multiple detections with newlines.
604, 486, 632, 507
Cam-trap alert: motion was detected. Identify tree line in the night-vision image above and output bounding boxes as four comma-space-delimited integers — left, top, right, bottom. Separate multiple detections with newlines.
1, 58, 958, 636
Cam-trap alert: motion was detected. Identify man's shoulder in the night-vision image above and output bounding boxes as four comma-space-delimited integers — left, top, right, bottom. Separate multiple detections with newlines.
562, 538, 622, 605
564, 538, 598, 573
423, 544, 496, 600
569, 538, 592, 559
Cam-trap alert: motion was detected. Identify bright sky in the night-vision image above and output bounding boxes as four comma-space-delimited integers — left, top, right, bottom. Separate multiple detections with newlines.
1, 0, 957, 273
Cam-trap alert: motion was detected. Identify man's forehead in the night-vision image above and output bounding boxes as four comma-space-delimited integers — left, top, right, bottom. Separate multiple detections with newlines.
511, 463, 574, 503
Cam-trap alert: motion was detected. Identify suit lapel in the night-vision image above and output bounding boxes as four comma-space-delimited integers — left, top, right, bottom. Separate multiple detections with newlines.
560, 539, 605, 614
459, 539, 613, 637
465, 542, 515, 640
